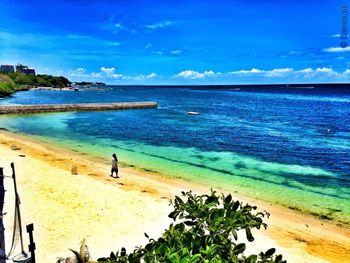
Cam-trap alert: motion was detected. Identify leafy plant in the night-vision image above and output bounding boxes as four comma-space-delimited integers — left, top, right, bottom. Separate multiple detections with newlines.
57, 239, 96, 263
97, 190, 286, 262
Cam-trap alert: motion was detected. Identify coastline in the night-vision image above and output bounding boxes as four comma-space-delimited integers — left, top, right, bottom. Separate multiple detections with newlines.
0, 130, 349, 262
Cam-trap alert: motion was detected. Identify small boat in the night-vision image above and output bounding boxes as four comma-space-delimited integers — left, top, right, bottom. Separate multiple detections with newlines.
187, 111, 201, 115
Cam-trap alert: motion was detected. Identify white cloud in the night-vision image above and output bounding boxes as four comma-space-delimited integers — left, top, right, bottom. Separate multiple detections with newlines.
75, 68, 86, 74
146, 73, 158, 78
174, 67, 348, 81
71, 68, 88, 77
70, 67, 350, 84
323, 46, 350, 53
90, 72, 102, 78
315, 67, 337, 75
113, 23, 123, 29
174, 70, 215, 79
170, 49, 182, 55
230, 68, 264, 75
145, 21, 172, 29
133, 73, 159, 80
145, 44, 153, 49
100, 67, 116, 75
331, 34, 341, 38
265, 68, 293, 77
103, 22, 125, 34
288, 51, 304, 55
69, 67, 160, 82
343, 69, 350, 75
107, 42, 120, 46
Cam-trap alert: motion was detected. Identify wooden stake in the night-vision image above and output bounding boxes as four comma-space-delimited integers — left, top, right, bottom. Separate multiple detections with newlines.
0, 167, 6, 263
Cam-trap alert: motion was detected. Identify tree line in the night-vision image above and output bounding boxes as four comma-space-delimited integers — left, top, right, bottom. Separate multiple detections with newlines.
0, 72, 71, 96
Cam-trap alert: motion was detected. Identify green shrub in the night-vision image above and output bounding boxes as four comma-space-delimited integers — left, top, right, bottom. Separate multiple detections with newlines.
7, 72, 70, 87
97, 190, 286, 263
0, 81, 16, 94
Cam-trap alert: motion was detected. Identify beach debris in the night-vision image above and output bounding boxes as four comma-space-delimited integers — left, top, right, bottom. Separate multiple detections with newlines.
10, 144, 21, 151
18, 154, 26, 157
71, 165, 78, 175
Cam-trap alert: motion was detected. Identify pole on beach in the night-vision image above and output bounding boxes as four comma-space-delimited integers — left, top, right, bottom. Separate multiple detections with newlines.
10, 163, 26, 256
26, 224, 35, 263
0, 167, 6, 263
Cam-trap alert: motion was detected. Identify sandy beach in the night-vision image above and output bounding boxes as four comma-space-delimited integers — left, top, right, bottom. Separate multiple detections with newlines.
0, 130, 349, 262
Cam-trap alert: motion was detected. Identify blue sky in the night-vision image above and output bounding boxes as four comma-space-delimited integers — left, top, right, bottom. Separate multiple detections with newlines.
1, 0, 350, 84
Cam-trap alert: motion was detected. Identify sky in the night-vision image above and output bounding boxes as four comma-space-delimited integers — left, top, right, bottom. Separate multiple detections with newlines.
1, 0, 350, 84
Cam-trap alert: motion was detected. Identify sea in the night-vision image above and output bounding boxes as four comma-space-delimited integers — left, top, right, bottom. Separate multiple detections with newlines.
0, 85, 349, 224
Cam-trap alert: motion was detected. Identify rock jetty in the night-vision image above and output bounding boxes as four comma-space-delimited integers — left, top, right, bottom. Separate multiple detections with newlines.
0, 102, 157, 114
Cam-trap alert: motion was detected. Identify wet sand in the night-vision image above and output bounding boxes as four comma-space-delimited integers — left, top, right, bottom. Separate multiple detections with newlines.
0, 130, 349, 262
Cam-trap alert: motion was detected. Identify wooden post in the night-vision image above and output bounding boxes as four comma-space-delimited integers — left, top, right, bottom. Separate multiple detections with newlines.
0, 167, 6, 263
11, 163, 25, 255
26, 224, 35, 263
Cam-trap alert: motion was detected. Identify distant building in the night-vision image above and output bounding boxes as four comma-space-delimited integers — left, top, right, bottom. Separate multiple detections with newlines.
0, 64, 15, 73
27, 68, 36, 75
15, 63, 36, 75
15, 64, 27, 73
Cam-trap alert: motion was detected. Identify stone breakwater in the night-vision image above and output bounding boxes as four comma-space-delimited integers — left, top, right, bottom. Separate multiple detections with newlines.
0, 102, 158, 114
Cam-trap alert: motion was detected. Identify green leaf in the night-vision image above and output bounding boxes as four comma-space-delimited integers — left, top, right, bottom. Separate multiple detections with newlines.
175, 196, 184, 205
233, 243, 246, 255
205, 195, 217, 204
224, 194, 232, 204
168, 211, 178, 220
232, 201, 240, 211
184, 220, 197, 226
231, 229, 238, 240
264, 248, 276, 257
246, 254, 257, 263
245, 228, 254, 242
69, 249, 84, 263
190, 254, 201, 263
275, 254, 283, 261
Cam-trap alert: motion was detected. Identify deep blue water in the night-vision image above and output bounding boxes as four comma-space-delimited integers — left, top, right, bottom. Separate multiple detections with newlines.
1, 86, 350, 221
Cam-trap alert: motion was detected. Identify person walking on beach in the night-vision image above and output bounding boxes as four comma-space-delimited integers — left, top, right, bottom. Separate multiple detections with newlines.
110, 153, 119, 178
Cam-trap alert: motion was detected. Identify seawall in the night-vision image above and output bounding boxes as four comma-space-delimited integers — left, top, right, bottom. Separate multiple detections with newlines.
0, 101, 158, 114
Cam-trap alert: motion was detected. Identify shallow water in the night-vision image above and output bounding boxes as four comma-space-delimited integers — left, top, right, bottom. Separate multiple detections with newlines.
1, 86, 349, 223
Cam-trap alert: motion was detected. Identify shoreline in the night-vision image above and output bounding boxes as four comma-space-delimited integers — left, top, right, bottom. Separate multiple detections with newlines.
0, 130, 349, 262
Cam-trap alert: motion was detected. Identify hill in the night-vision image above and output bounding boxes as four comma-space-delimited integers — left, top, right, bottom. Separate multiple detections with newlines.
0, 72, 71, 97
0, 74, 17, 96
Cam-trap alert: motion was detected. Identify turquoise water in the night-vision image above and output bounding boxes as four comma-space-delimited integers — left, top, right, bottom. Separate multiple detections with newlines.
0, 86, 349, 223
